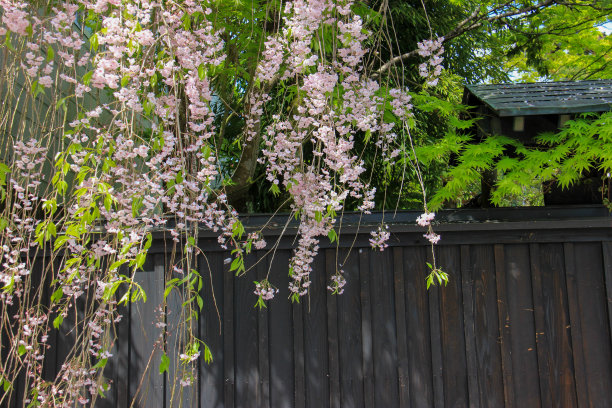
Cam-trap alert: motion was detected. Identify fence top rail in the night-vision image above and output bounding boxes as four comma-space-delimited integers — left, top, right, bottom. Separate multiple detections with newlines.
148, 205, 612, 239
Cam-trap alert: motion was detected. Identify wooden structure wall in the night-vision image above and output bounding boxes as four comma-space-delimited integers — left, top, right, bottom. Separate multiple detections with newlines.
12, 207, 612, 407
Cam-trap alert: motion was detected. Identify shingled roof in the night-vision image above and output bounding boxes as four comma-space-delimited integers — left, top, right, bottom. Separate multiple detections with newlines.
463, 79, 612, 117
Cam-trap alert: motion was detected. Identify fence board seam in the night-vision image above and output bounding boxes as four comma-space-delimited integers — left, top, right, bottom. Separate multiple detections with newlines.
427, 249, 445, 408
602, 242, 612, 353
393, 247, 410, 407
359, 249, 374, 408
326, 249, 340, 408
460, 245, 479, 408
494, 244, 515, 407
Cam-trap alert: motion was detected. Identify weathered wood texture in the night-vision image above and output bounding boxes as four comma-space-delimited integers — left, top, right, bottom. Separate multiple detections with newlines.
9, 207, 612, 407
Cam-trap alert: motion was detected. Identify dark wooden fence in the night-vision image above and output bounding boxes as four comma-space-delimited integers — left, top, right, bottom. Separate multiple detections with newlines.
13, 206, 612, 407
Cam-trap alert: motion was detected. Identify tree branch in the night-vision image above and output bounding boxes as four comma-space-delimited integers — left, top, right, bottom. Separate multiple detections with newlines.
375, 0, 558, 77
224, 73, 281, 209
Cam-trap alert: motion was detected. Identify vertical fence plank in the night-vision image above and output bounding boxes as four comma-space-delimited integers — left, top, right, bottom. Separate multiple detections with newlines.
427, 248, 444, 408
601, 242, 612, 362
531, 243, 577, 407
371, 249, 399, 407
470, 245, 504, 407
325, 248, 340, 408
165, 258, 180, 408
11, 365, 25, 407
572, 243, 612, 407
200, 251, 224, 408
338, 249, 364, 408
256, 252, 271, 408
116, 302, 131, 408
292, 298, 305, 408
359, 248, 374, 408
404, 246, 434, 407
529, 243, 552, 408
460, 245, 479, 408
99, 302, 130, 408
268, 250, 294, 408
235, 252, 259, 408
130, 254, 165, 408
166, 254, 198, 408
223, 252, 235, 408
439, 245, 469, 408
494, 244, 515, 408
303, 251, 328, 408
564, 242, 589, 408
503, 244, 541, 407
393, 247, 410, 407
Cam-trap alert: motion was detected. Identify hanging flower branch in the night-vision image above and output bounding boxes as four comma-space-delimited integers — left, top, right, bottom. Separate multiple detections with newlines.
0, 0, 447, 405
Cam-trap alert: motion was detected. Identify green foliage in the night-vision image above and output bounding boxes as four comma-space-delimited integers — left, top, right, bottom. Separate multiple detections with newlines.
428, 112, 612, 209
159, 353, 170, 374
501, 3, 612, 80
425, 262, 449, 289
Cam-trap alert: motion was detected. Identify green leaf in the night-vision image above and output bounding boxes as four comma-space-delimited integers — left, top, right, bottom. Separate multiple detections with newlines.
53, 315, 63, 329
135, 252, 146, 269
90, 33, 99, 51
269, 183, 280, 196
143, 233, 153, 250
104, 194, 112, 211
3, 378, 11, 392
46, 45, 54, 62
198, 63, 205, 80
47, 221, 57, 238
109, 259, 128, 271
203, 344, 213, 364
159, 353, 170, 374
82, 70, 93, 86
230, 257, 241, 272
121, 74, 130, 87
93, 358, 108, 369
0, 162, 9, 180
232, 220, 245, 239
163, 285, 173, 301
150, 72, 158, 88
31, 80, 45, 98
98, 382, 109, 398
4, 31, 16, 52
50, 288, 63, 303
54, 235, 70, 251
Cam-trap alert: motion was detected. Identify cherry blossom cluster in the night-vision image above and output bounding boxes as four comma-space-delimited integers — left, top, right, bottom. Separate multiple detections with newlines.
416, 211, 435, 227
417, 37, 445, 86
327, 270, 347, 295
257, 0, 414, 298
417, 212, 441, 244
248, 232, 267, 250
369, 224, 390, 251
254, 279, 279, 301
0, 0, 237, 404
0, 0, 444, 404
